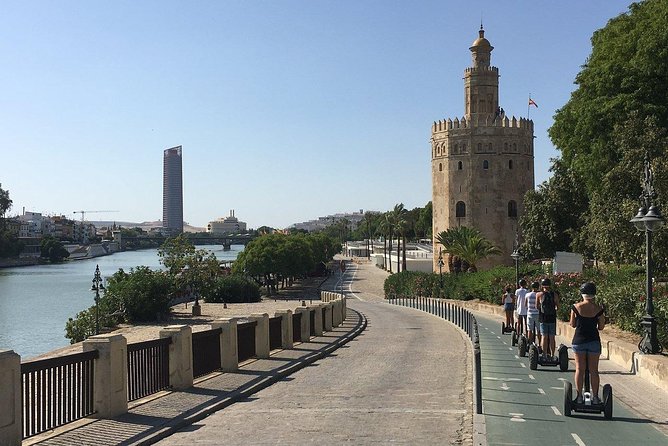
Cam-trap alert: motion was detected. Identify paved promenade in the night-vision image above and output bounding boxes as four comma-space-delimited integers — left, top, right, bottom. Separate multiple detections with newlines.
156, 261, 472, 445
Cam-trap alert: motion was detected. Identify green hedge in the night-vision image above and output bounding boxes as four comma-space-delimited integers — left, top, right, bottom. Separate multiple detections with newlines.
204, 275, 261, 303
384, 265, 666, 349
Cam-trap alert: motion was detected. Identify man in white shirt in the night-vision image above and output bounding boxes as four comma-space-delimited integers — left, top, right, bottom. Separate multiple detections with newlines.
515, 279, 528, 335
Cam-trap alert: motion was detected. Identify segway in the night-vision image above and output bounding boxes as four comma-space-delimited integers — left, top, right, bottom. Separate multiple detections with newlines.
501, 321, 515, 334
527, 321, 569, 371
517, 320, 533, 357
563, 352, 613, 419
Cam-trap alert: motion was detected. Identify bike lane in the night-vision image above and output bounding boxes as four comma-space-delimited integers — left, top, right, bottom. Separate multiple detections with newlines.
475, 312, 668, 446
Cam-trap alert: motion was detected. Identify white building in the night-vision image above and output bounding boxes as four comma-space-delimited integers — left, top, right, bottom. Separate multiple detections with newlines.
207, 210, 247, 234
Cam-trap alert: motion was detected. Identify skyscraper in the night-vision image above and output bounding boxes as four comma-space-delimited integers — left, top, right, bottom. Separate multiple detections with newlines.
163, 146, 183, 234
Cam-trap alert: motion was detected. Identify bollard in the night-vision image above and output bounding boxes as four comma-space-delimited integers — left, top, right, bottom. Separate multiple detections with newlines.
249, 313, 270, 358
475, 344, 483, 414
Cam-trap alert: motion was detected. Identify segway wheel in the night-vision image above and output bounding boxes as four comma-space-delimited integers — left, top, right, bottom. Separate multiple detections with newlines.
529, 345, 538, 370
563, 381, 573, 417
603, 384, 613, 419
558, 345, 569, 372
518, 336, 527, 357
512, 330, 518, 346
501, 322, 506, 333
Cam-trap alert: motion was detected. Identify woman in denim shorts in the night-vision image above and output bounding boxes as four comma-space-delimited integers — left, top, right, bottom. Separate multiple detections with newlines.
570, 282, 606, 404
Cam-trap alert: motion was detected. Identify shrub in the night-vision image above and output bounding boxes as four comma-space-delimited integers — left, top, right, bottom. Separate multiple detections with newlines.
205, 275, 261, 303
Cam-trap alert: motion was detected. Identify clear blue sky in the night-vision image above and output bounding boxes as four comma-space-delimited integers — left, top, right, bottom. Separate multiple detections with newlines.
0, 1, 631, 229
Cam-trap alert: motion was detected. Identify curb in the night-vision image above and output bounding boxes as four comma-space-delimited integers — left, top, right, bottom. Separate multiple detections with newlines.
134, 308, 368, 445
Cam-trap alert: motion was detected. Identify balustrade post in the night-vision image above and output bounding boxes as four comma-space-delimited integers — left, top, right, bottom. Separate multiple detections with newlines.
159, 325, 193, 390
324, 303, 333, 331
211, 318, 238, 372
332, 300, 341, 327
342, 295, 347, 320
0, 350, 21, 446
83, 334, 128, 418
308, 305, 324, 336
295, 307, 311, 342
275, 310, 294, 349
249, 313, 270, 358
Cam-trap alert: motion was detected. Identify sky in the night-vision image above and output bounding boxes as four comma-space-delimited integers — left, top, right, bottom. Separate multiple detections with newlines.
0, 1, 633, 229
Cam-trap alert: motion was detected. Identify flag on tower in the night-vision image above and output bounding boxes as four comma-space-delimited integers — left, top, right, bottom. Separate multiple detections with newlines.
528, 98, 538, 108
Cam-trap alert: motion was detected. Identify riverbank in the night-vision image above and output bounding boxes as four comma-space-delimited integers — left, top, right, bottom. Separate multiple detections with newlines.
29, 274, 334, 361
0, 257, 42, 268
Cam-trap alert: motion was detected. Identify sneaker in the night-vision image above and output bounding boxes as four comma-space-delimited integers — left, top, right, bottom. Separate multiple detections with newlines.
575, 394, 584, 405
591, 396, 602, 405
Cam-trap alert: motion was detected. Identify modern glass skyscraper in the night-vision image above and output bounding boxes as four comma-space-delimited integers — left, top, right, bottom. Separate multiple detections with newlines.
163, 146, 183, 234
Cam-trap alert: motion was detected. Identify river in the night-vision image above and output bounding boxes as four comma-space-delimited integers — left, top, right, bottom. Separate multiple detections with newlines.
0, 245, 243, 360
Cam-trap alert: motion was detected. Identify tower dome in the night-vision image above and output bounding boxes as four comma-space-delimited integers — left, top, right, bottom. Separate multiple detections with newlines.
469, 26, 493, 68
470, 26, 493, 51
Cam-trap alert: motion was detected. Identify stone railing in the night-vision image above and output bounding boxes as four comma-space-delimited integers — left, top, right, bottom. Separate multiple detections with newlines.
0, 295, 347, 446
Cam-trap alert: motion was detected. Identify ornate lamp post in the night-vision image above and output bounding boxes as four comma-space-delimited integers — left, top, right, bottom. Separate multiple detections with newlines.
630, 155, 664, 354
91, 264, 105, 335
510, 232, 521, 288
437, 248, 445, 291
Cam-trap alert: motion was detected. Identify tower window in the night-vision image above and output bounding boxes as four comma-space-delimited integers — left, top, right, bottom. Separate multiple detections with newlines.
504, 142, 508, 151
509, 160, 513, 169
458, 161, 463, 170
456, 201, 466, 218
483, 160, 489, 170
439, 163, 443, 172
488, 143, 493, 151
508, 200, 518, 218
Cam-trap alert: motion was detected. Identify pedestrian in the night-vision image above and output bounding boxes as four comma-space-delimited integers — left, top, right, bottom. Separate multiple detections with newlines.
570, 282, 606, 404
526, 281, 541, 346
515, 279, 528, 335
501, 286, 515, 329
536, 278, 559, 359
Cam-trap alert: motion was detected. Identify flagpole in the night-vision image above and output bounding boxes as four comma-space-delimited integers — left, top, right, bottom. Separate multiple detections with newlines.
528, 93, 531, 120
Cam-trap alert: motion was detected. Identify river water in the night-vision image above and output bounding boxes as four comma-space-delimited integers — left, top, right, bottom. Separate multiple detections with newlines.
0, 245, 243, 359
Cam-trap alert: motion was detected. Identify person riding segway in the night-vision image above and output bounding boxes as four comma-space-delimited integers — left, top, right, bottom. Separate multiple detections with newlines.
564, 282, 612, 418
528, 278, 568, 371
519, 281, 540, 357
501, 286, 515, 334
513, 279, 528, 346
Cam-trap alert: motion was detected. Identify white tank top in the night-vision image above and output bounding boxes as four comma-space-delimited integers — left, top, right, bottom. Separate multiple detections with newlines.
526, 291, 539, 315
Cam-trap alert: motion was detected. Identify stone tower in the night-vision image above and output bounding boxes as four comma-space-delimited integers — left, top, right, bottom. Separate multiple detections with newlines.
431, 27, 534, 271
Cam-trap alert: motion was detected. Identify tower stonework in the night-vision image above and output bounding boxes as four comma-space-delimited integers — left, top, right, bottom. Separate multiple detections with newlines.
431, 27, 534, 271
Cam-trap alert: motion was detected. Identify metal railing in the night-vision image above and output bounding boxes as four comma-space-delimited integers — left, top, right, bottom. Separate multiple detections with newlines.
292, 312, 302, 342
192, 328, 222, 378
389, 296, 483, 414
21, 349, 98, 439
127, 337, 171, 402
269, 316, 282, 350
309, 310, 316, 336
237, 321, 257, 362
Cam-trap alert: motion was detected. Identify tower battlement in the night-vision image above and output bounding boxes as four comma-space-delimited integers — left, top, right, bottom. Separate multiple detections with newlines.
464, 66, 498, 75
431, 116, 533, 133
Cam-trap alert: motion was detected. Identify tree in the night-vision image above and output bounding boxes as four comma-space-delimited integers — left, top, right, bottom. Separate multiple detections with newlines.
158, 234, 220, 299
436, 226, 501, 272
40, 235, 70, 262
392, 203, 408, 272
0, 184, 11, 221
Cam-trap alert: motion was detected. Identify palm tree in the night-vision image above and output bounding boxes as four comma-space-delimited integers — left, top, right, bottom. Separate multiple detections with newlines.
377, 217, 390, 271
435, 226, 501, 272
392, 203, 408, 272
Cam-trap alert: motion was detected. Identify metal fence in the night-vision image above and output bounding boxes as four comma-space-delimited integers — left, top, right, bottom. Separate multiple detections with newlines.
389, 296, 483, 415
21, 349, 98, 439
127, 337, 171, 402
192, 328, 222, 378
237, 321, 257, 362
269, 316, 282, 350
292, 312, 302, 342
309, 310, 316, 336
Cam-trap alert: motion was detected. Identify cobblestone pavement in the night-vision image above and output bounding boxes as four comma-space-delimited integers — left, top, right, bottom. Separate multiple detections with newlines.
156, 262, 473, 445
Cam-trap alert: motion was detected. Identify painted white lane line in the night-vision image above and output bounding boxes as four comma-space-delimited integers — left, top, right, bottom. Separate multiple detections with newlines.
509, 413, 526, 422
551, 386, 563, 390
537, 388, 545, 395
501, 382, 510, 390
551, 406, 562, 416
508, 347, 513, 351
497, 336, 501, 339
483, 377, 523, 381
519, 363, 526, 368
514, 355, 520, 359
491, 332, 495, 335
572, 433, 586, 446
502, 341, 507, 345
528, 374, 535, 380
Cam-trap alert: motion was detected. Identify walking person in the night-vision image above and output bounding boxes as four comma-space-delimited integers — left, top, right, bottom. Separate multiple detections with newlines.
526, 282, 541, 345
515, 279, 528, 335
536, 278, 559, 359
570, 282, 606, 404
501, 286, 515, 330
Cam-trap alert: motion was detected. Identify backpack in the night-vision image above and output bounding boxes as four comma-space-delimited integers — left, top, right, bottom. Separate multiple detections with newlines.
541, 291, 556, 316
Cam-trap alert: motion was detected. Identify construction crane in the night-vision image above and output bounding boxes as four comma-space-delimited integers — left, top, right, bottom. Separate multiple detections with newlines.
73, 210, 119, 222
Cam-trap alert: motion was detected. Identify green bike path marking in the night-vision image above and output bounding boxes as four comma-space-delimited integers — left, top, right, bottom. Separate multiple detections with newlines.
476, 313, 667, 446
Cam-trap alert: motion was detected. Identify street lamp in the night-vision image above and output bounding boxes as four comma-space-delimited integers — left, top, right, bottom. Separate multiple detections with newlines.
510, 231, 521, 289
437, 248, 445, 291
630, 155, 664, 354
91, 264, 105, 335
